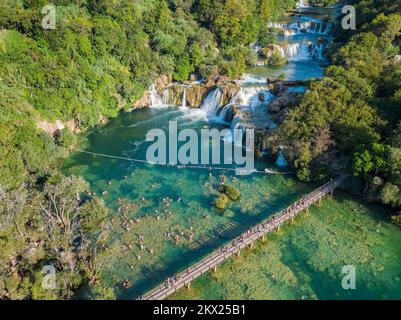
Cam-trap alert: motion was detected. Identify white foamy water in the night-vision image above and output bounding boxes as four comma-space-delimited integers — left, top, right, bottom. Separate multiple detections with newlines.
296, 0, 309, 8
149, 84, 169, 108
268, 17, 331, 37
241, 74, 267, 84
202, 89, 223, 116
181, 86, 188, 110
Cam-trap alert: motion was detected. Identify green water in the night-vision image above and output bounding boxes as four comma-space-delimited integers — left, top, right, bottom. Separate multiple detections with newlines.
62, 107, 314, 299
169, 192, 401, 300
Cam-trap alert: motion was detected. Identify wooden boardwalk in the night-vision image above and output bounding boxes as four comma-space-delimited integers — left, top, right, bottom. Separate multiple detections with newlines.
140, 177, 344, 300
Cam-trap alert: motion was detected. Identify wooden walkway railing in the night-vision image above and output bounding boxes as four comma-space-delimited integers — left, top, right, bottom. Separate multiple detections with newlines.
139, 177, 344, 300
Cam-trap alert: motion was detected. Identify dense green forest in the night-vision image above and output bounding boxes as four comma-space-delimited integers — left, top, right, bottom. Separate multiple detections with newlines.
0, 0, 400, 300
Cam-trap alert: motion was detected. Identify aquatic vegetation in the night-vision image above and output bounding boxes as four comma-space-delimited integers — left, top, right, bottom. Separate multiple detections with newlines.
169, 192, 401, 300
214, 193, 229, 210
220, 184, 241, 201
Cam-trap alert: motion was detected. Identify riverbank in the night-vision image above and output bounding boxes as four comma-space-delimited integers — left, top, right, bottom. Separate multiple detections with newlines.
169, 191, 401, 300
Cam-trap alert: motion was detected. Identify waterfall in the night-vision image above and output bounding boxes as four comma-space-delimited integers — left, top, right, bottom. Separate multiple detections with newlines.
282, 43, 310, 60
269, 17, 331, 36
149, 84, 166, 108
216, 104, 233, 123
201, 89, 223, 118
230, 116, 245, 147
162, 88, 170, 105
181, 87, 187, 109
296, 0, 309, 8
230, 87, 266, 106
279, 41, 327, 61
275, 150, 288, 167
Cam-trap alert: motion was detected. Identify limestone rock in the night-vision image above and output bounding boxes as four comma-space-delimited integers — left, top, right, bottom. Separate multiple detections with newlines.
186, 85, 211, 108
269, 92, 301, 113
154, 74, 172, 87
37, 119, 81, 135
132, 91, 151, 108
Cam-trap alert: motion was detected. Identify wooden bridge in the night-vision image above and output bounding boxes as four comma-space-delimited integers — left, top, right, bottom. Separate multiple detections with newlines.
139, 177, 344, 300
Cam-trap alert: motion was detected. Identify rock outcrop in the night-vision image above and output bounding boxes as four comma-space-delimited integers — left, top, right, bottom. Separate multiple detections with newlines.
186, 85, 210, 108
132, 91, 151, 108
154, 74, 172, 87
37, 119, 80, 135
269, 92, 302, 113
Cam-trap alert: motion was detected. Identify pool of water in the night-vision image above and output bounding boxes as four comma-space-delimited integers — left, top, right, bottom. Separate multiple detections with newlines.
63, 107, 315, 299
246, 59, 327, 82
169, 192, 401, 300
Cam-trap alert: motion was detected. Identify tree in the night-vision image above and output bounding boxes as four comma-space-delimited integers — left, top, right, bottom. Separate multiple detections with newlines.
380, 183, 401, 208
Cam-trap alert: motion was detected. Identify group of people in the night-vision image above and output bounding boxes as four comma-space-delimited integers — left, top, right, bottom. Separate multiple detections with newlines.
165, 276, 180, 288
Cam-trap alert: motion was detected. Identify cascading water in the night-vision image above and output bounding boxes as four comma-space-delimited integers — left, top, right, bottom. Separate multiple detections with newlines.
282, 43, 309, 60
201, 88, 223, 118
149, 84, 165, 108
181, 87, 187, 109
162, 89, 170, 105
230, 87, 268, 106
275, 41, 327, 61
276, 149, 288, 167
230, 116, 245, 146
268, 18, 331, 36
296, 0, 309, 8
215, 104, 233, 123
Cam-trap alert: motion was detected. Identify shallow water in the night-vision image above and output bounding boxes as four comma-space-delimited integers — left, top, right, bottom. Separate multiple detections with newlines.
169, 192, 401, 300
63, 108, 315, 299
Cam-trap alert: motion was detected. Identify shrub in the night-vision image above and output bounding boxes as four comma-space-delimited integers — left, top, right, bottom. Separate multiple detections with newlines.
214, 193, 228, 210
391, 213, 401, 226
220, 184, 241, 201
268, 52, 287, 66
59, 129, 77, 148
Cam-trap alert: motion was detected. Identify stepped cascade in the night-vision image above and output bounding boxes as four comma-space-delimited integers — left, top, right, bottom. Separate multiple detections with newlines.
296, 0, 309, 8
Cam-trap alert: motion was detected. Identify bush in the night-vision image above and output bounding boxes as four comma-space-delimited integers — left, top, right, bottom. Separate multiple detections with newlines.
214, 193, 228, 210
220, 184, 241, 201
268, 52, 287, 66
391, 213, 401, 226
59, 129, 77, 148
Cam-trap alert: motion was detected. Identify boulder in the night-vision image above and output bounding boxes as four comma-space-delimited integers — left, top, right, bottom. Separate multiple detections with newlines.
268, 82, 289, 96
154, 74, 172, 87
132, 91, 151, 108
272, 107, 290, 125
166, 84, 185, 105
220, 83, 241, 105
269, 92, 301, 113
186, 85, 212, 108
